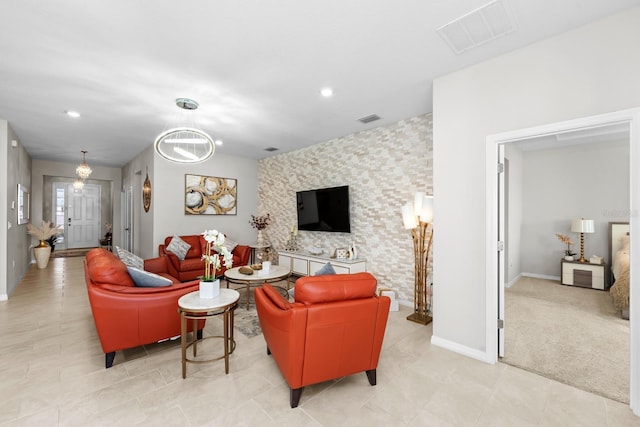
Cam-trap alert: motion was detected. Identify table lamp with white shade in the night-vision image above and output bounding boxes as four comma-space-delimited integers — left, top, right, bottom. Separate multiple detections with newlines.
571, 218, 595, 262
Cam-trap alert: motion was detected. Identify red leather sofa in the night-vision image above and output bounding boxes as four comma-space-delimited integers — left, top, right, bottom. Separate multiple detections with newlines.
84, 248, 203, 368
255, 272, 390, 407
158, 235, 251, 282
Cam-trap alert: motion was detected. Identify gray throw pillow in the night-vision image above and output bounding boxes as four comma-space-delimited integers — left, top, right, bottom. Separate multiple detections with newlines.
220, 237, 239, 253
115, 246, 144, 269
166, 235, 191, 260
127, 266, 172, 287
315, 262, 336, 276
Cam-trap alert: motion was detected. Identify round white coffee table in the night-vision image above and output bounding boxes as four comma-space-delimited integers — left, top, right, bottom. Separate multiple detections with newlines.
224, 265, 291, 309
178, 288, 240, 378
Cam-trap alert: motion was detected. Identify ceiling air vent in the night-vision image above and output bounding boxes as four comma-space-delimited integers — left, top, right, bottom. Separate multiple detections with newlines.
264, 147, 279, 152
358, 114, 381, 124
436, 0, 516, 54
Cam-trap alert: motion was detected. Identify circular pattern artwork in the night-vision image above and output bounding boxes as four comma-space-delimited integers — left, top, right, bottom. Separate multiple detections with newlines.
185, 174, 237, 215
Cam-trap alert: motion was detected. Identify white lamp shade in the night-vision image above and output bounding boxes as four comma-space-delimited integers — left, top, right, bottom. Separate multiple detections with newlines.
419, 195, 433, 223
413, 192, 424, 217
402, 203, 417, 229
571, 219, 595, 233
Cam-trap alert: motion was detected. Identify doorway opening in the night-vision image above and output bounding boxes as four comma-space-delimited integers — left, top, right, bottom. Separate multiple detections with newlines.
486, 108, 640, 414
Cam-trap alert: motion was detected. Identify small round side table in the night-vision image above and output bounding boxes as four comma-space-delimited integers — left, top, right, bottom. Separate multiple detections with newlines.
178, 288, 240, 378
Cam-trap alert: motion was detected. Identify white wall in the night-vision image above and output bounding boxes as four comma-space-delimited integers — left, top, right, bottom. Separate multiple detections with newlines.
432, 7, 640, 353
151, 151, 259, 257
122, 145, 155, 259
520, 140, 629, 277
0, 121, 32, 299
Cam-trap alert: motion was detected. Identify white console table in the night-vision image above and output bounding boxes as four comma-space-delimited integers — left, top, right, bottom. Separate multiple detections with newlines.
278, 250, 366, 276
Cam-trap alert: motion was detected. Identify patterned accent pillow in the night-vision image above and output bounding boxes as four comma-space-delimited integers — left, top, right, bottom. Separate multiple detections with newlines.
127, 266, 172, 287
220, 237, 239, 253
166, 235, 191, 260
115, 246, 144, 269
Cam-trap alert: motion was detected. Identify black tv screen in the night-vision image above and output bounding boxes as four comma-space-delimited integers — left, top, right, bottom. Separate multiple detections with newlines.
296, 186, 350, 233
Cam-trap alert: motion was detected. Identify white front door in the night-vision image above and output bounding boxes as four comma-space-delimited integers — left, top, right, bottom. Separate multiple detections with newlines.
66, 184, 101, 249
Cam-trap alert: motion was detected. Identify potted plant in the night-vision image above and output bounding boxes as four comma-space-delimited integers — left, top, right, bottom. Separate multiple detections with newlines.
27, 220, 62, 269
199, 229, 233, 298
45, 235, 58, 252
556, 233, 576, 261
249, 213, 271, 246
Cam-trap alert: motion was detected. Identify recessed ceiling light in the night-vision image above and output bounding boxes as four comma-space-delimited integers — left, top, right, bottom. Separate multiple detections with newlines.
215, 140, 223, 146
65, 110, 80, 118
320, 87, 334, 97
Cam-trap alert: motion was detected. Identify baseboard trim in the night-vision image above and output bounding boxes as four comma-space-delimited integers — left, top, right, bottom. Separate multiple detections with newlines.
506, 273, 522, 288
0, 293, 7, 301
521, 272, 560, 281
431, 335, 495, 364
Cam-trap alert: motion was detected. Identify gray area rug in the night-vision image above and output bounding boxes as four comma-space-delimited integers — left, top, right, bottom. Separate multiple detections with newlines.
502, 277, 629, 403
234, 308, 262, 338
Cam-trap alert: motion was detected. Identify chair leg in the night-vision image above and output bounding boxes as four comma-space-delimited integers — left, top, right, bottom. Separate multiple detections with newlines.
290, 387, 303, 408
196, 329, 203, 340
105, 352, 116, 368
365, 369, 377, 386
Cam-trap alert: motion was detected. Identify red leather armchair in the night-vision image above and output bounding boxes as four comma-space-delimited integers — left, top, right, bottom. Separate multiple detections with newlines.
255, 272, 390, 407
84, 248, 203, 368
158, 235, 251, 282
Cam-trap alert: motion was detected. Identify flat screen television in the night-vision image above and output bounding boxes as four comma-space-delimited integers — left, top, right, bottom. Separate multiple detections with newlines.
296, 185, 350, 233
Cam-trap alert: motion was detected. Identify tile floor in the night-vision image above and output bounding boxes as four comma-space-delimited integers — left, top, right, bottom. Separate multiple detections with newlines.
1, 257, 639, 426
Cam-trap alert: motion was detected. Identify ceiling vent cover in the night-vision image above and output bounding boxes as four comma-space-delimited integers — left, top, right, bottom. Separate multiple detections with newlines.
437, 0, 516, 54
358, 114, 381, 124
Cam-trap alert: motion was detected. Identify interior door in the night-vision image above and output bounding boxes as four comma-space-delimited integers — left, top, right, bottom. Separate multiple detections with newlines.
121, 186, 133, 252
498, 144, 506, 357
66, 184, 101, 249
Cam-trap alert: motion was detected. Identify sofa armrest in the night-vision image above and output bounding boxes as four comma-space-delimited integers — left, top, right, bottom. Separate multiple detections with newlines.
233, 245, 251, 266
87, 280, 201, 354
255, 286, 308, 389
144, 256, 168, 274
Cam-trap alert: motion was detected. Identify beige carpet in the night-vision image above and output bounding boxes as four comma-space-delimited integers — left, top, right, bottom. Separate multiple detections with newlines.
502, 276, 629, 403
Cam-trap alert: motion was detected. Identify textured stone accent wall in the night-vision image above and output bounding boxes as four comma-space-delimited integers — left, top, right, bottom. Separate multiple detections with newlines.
257, 114, 433, 304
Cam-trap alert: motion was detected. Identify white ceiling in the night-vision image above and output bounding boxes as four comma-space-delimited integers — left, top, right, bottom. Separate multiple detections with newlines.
1, 0, 638, 167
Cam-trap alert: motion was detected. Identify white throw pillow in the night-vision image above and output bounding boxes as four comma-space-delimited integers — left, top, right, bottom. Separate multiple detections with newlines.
166, 235, 191, 260
115, 246, 144, 269
127, 266, 172, 287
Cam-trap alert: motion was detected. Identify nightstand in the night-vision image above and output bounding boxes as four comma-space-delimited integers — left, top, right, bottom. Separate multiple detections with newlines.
560, 259, 608, 290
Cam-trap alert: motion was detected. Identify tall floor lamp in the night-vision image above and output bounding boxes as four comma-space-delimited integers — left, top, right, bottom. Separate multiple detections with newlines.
401, 192, 433, 325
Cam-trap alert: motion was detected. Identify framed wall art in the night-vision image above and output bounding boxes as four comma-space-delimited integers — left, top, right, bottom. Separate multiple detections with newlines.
185, 174, 237, 215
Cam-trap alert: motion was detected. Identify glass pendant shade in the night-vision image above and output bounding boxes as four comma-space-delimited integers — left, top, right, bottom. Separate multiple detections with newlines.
73, 177, 84, 190
75, 150, 92, 179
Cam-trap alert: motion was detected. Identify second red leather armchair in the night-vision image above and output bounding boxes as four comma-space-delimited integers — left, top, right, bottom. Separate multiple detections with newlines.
255, 272, 390, 407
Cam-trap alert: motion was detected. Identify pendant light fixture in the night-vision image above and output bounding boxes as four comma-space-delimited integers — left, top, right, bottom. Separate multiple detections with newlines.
73, 176, 84, 190
154, 98, 215, 163
75, 150, 92, 179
